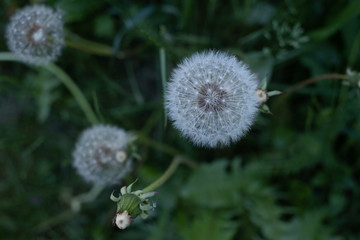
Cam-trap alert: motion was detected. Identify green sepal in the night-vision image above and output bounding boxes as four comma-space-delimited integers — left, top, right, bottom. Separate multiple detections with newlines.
110, 191, 122, 202
259, 104, 272, 114
259, 77, 268, 90
139, 191, 157, 199
127, 179, 138, 194
140, 202, 153, 211
120, 185, 127, 195
116, 194, 142, 218
267, 90, 282, 97
140, 211, 149, 219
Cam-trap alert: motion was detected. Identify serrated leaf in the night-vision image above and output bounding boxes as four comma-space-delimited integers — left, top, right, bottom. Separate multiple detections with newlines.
180, 211, 238, 240
181, 160, 240, 208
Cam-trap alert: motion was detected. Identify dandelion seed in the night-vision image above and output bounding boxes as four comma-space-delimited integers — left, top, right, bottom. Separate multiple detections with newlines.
6, 5, 64, 65
165, 51, 259, 148
72, 125, 134, 185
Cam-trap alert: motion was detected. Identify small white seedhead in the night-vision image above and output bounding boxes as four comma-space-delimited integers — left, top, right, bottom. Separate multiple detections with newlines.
72, 124, 134, 185
6, 4, 64, 65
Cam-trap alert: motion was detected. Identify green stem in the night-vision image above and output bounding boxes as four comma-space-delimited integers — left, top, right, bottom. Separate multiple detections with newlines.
0, 52, 99, 125
285, 73, 349, 95
143, 157, 181, 192
136, 132, 181, 156
0, 52, 19, 61
43, 63, 99, 125
36, 210, 75, 232
64, 30, 126, 59
159, 48, 167, 128
36, 183, 105, 232
71, 183, 105, 211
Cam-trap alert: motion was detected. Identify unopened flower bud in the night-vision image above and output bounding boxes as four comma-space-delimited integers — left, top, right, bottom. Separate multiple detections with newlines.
110, 180, 157, 230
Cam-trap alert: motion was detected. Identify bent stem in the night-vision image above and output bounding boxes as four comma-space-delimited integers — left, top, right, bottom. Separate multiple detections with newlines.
0, 52, 99, 125
285, 73, 349, 95
70, 183, 106, 212
43, 63, 99, 125
136, 132, 181, 156
36, 210, 75, 232
143, 156, 197, 192
36, 183, 105, 232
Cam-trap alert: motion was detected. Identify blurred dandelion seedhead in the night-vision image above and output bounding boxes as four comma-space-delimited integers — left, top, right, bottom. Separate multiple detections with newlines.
73, 124, 134, 185
165, 51, 259, 148
6, 5, 64, 65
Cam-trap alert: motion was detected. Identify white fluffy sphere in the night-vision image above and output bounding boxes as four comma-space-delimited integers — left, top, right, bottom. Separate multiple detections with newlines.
6, 5, 64, 65
165, 51, 259, 148
72, 125, 133, 185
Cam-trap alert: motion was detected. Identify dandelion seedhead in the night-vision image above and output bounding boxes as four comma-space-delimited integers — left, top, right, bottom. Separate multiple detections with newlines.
73, 124, 135, 185
6, 5, 64, 65
165, 51, 260, 148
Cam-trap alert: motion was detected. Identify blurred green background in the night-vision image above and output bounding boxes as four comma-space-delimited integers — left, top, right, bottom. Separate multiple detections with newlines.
1, 0, 360, 239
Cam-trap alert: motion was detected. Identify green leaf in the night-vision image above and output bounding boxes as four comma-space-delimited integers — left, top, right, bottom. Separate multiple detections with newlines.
278, 210, 344, 240
181, 160, 240, 208
309, 0, 360, 41
27, 70, 61, 123
179, 211, 238, 240
94, 15, 115, 38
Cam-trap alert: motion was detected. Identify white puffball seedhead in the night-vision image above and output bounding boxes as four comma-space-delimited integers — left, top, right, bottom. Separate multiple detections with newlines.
165, 51, 260, 148
72, 124, 134, 185
6, 5, 64, 65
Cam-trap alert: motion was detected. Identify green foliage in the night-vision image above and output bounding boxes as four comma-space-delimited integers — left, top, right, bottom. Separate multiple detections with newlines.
181, 160, 240, 208
1, 0, 360, 239
179, 210, 238, 240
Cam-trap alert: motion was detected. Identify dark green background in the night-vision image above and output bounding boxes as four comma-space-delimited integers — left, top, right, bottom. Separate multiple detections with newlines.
0, 0, 359, 239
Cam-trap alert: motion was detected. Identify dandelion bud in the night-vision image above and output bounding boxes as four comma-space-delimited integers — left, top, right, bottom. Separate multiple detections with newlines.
6, 5, 64, 65
111, 180, 157, 230
72, 125, 134, 185
165, 51, 259, 148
